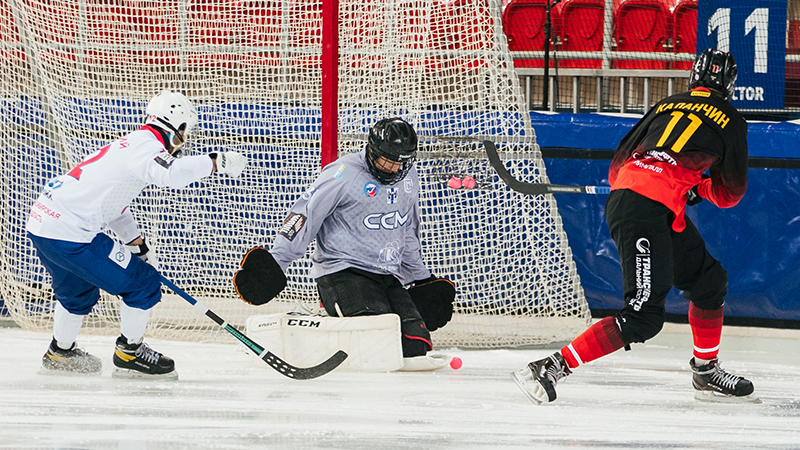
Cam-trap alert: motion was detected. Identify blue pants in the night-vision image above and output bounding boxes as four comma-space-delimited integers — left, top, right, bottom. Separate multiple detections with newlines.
28, 232, 162, 315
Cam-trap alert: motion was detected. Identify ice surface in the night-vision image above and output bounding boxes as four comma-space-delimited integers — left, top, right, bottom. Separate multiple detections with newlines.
2, 324, 799, 450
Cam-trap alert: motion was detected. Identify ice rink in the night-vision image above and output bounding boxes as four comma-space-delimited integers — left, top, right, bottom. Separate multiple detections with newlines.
2, 321, 799, 450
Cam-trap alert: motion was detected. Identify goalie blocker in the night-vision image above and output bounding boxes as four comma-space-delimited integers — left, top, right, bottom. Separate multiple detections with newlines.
233, 247, 286, 305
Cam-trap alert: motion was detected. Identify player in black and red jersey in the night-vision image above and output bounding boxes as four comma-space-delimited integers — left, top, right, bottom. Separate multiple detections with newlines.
513, 49, 758, 404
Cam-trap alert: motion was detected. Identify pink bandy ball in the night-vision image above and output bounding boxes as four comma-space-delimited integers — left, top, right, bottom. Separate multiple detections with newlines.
461, 176, 476, 189
447, 177, 462, 189
450, 356, 463, 370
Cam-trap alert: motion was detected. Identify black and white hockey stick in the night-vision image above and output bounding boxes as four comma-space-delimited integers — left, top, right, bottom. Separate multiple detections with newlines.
160, 275, 347, 380
482, 140, 611, 195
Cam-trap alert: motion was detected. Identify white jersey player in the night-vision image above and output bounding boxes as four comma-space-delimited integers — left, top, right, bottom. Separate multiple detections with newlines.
28, 90, 247, 379
232, 118, 456, 364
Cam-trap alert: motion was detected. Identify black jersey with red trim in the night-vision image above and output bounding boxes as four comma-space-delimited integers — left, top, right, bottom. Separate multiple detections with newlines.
609, 87, 748, 232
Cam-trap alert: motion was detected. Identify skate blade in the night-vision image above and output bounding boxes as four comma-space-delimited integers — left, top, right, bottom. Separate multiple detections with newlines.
38, 366, 102, 377
510, 368, 546, 405
112, 367, 179, 381
397, 354, 450, 372
694, 390, 762, 404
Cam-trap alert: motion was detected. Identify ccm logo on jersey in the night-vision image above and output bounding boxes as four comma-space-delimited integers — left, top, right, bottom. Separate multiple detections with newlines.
363, 211, 409, 230
279, 213, 306, 241
154, 151, 176, 169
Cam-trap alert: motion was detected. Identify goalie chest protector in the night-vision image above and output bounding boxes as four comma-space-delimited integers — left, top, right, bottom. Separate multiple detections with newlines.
245, 312, 404, 372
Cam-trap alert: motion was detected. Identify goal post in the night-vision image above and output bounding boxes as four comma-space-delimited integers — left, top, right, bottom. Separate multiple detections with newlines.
1, 0, 591, 349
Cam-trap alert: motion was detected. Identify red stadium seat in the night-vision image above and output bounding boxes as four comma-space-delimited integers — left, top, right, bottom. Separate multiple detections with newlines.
286, 2, 320, 69
85, 0, 179, 65
340, 2, 384, 48
447, 0, 493, 52
187, 0, 236, 67
502, 0, 560, 68
440, 0, 494, 69
239, 1, 282, 66
559, 0, 604, 68
0, 0, 25, 63
671, 0, 696, 70
613, 0, 671, 69
786, 19, 800, 107
393, 1, 448, 70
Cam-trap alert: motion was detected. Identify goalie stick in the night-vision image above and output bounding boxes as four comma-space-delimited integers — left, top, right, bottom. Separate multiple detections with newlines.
482, 139, 611, 195
160, 275, 348, 380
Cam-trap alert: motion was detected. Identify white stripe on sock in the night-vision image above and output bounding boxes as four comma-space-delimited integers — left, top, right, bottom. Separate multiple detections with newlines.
694, 344, 719, 354
567, 344, 584, 366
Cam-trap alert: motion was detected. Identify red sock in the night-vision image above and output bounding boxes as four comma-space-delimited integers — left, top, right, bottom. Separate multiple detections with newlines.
689, 303, 723, 360
560, 316, 626, 369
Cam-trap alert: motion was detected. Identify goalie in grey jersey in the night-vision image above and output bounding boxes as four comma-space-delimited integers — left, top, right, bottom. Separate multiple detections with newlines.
234, 118, 455, 361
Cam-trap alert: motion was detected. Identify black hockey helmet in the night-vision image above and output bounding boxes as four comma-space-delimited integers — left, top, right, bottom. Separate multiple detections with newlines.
365, 117, 418, 185
688, 48, 738, 100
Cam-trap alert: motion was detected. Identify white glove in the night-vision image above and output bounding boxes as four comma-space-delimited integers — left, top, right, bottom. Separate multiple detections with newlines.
125, 238, 159, 272
215, 152, 247, 178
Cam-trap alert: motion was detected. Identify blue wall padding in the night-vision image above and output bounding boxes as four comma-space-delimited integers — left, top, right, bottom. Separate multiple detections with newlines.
537, 112, 800, 320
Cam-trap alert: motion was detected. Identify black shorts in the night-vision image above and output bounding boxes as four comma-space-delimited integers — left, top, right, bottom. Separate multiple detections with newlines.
606, 190, 727, 343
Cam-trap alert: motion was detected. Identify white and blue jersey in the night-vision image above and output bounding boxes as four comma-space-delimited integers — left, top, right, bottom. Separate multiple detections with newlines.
270, 150, 431, 285
26, 125, 214, 313
27, 125, 212, 244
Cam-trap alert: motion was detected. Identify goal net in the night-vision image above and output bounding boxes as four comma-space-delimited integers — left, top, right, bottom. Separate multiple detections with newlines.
1, 0, 590, 349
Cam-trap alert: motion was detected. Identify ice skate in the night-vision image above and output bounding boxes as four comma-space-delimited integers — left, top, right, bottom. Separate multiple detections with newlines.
112, 335, 178, 380
397, 353, 450, 372
39, 338, 102, 375
511, 352, 571, 404
690, 358, 760, 403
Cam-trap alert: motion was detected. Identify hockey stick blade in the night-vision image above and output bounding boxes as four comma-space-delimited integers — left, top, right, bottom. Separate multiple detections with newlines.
160, 275, 348, 380
483, 140, 611, 195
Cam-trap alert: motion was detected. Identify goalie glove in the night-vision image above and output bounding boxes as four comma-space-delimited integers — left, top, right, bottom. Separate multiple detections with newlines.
407, 276, 455, 332
211, 152, 247, 178
125, 238, 159, 271
233, 247, 287, 306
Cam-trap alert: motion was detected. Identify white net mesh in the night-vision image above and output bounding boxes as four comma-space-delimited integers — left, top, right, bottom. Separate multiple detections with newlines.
1, 0, 590, 348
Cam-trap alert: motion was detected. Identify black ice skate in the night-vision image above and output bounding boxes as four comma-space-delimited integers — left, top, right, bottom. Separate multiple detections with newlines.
112, 335, 178, 380
511, 352, 571, 405
690, 357, 759, 403
40, 338, 102, 375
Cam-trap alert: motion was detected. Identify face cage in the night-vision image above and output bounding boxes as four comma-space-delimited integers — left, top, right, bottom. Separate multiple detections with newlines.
365, 145, 414, 185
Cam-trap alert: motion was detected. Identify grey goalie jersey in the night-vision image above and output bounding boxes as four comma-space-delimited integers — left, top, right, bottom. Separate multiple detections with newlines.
270, 150, 431, 285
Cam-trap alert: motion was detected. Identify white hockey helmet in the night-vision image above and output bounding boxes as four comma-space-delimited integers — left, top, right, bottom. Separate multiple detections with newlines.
145, 90, 198, 151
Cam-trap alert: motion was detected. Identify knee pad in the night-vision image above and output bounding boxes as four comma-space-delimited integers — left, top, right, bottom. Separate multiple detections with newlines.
617, 310, 665, 344
685, 261, 727, 310
57, 287, 101, 315
401, 319, 432, 357
122, 273, 162, 310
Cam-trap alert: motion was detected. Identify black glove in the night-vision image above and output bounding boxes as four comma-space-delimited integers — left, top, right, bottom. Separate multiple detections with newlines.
233, 247, 287, 305
686, 174, 711, 206
408, 276, 455, 332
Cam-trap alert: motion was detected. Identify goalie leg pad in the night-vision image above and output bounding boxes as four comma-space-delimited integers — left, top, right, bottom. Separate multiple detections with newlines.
246, 313, 404, 372
407, 278, 455, 332
233, 247, 287, 305
317, 268, 432, 357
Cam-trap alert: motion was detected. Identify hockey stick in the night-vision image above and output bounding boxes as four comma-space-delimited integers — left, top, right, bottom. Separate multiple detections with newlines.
160, 275, 347, 380
482, 139, 611, 195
